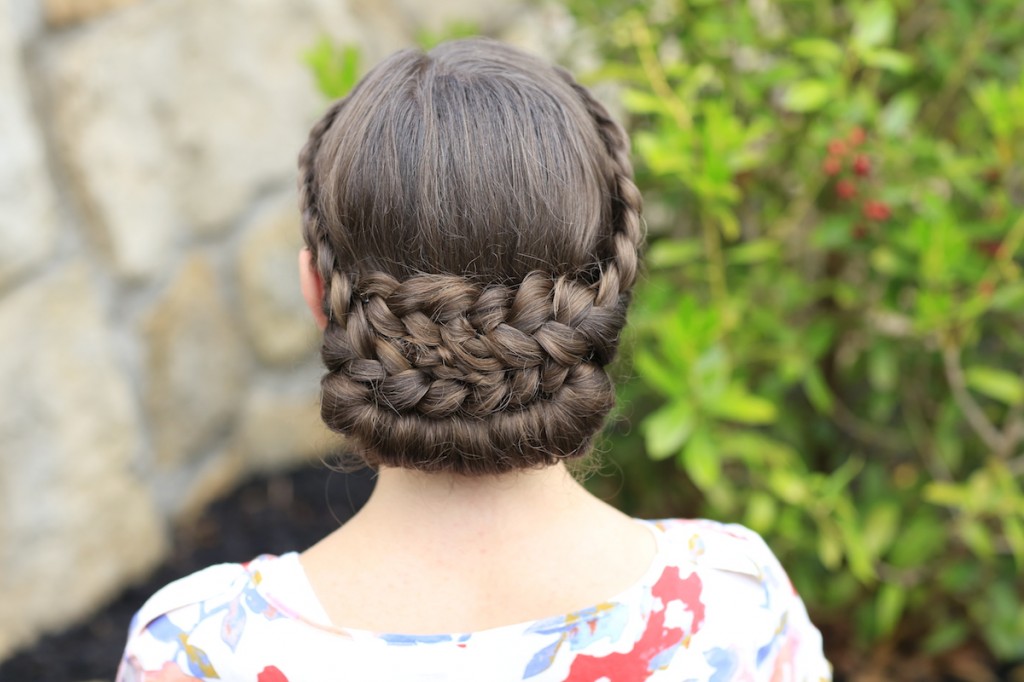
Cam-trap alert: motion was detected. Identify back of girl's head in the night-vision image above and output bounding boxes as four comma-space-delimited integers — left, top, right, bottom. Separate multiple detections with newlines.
298, 38, 642, 476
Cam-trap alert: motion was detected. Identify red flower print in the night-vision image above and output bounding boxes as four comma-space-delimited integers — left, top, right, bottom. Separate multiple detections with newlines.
565, 567, 705, 681
258, 666, 289, 682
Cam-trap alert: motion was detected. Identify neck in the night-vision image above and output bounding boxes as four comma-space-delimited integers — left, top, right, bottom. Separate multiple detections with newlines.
351, 463, 598, 543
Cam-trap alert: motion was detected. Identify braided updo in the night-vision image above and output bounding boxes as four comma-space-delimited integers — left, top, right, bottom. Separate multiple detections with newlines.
298, 38, 643, 476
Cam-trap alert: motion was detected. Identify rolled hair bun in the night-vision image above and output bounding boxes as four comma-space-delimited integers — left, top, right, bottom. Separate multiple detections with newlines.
298, 38, 643, 475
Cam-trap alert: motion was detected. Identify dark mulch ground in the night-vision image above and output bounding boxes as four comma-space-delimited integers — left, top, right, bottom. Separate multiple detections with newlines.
1, 463, 1020, 682
0, 464, 375, 682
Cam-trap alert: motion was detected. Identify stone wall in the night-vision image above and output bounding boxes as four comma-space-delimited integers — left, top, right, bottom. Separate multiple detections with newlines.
0, 0, 575, 660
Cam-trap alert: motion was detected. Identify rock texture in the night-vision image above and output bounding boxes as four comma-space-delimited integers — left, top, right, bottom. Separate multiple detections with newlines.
0, 1, 57, 292
0, 0, 559, 662
234, 386, 336, 472
0, 264, 165, 659
144, 256, 246, 468
237, 197, 318, 366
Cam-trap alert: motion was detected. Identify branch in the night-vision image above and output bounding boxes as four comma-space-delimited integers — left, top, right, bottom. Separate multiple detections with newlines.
941, 343, 1004, 454
830, 393, 913, 455
628, 14, 692, 131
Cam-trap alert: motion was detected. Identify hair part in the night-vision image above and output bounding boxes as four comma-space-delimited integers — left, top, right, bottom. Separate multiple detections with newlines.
298, 38, 642, 476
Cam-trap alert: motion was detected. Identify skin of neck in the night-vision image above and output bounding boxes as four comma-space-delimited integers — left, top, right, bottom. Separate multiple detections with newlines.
349, 463, 604, 548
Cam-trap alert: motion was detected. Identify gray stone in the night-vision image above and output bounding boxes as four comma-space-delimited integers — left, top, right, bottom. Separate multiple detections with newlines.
7, 0, 45, 43
237, 198, 318, 366
45, 0, 364, 280
388, 0, 522, 36
144, 255, 247, 467
233, 386, 337, 472
45, 5, 177, 281
0, 264, 165, 660
0, 0, 57, 291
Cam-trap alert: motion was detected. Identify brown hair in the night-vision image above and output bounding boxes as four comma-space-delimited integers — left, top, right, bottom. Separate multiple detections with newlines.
298, 38, 642, 476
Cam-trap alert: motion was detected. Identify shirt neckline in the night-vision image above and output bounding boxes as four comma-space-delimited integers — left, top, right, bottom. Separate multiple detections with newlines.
254, 518, 670, 642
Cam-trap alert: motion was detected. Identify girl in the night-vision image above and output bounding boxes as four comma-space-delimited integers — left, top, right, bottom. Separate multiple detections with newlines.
118, 38, 831, 681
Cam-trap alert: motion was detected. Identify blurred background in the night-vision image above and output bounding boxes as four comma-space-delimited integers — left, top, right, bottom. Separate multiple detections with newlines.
1, 0, 1022, 680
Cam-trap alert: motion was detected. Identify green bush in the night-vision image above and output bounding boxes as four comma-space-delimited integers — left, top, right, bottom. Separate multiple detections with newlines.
568, 0, 1024, 663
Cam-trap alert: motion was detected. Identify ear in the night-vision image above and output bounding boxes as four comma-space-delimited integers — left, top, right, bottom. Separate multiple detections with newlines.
299, 248, 329, 331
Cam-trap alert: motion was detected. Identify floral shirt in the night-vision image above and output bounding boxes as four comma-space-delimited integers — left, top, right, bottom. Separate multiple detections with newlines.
117, 519, 831, 681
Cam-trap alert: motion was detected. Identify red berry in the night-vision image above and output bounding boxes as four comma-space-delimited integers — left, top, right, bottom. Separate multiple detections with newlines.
828, 139, 847, 156
823, 156, 842, 176
848, 126, 866, 146
974, 240, 1001, 257
836, 179, 857, 200
863, 200, 891, 221
853, 154, 871, 177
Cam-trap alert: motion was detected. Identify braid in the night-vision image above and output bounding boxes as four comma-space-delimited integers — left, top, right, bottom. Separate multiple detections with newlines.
297, 41, 644, 475
555, 67, 645, 307
317, 271, 623, 473
297, 96, 349, 309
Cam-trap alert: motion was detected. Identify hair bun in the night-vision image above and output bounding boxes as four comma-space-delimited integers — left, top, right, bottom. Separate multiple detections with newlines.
317, 270, 621, 474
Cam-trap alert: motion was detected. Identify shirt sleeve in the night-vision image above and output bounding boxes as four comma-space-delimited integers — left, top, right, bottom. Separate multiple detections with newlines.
115, 563, 247, 682
727, 523, 833, 682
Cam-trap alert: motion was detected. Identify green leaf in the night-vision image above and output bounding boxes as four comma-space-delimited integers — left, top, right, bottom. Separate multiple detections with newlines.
692, 346, 731, 404
303, 39, 361, 99
889, 512, 945, 567
938, 559, 980, 595
837, 510, 876, 582
991, 283, 1024, 311
642, 400, 696, 460
680, 426, 720, 489
1004, 516, 1024, 569
415, 20, 479, 49
622, 88, 670, 115
852, 0, 896, 49
633, 349, 685, 398
812, 215, 856, 249
924, 481, 968, 508
707, 384, 778, 424
647, 239, 703, 268
818, 527, 843, 569
863, 503, 900, 560
860, 47, 914, 74
869, 246, 903, 277
744, 492, 778, 533
923, 621, 969, 654
782, 80, 832, 113
879, 93, 920, 137
867, 344, 898, 392
790, 38, 844, 65
965, 366, 1024, 405
716, 431, 798, 466
769, 469, 810, 505
962, 518, 995, 559
875, 583, 906, 636
803, 366, 835, 414
726, 239, 780, 265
